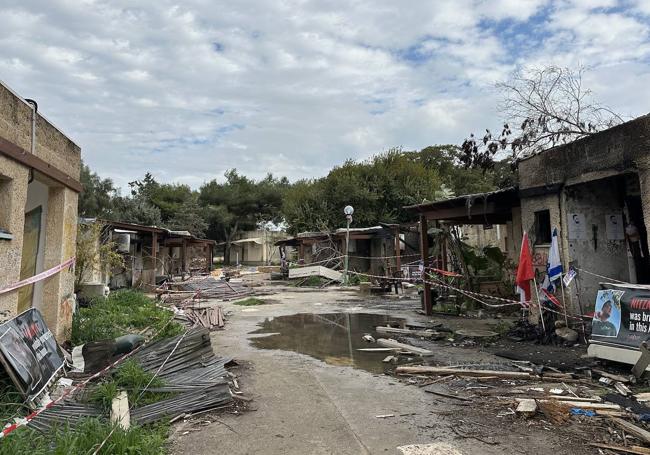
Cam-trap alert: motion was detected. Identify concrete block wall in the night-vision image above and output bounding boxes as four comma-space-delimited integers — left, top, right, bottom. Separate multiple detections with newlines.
0, 81, 81, 341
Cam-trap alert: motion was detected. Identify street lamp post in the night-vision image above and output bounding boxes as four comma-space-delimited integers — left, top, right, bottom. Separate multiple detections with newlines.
343, 205, 354, 285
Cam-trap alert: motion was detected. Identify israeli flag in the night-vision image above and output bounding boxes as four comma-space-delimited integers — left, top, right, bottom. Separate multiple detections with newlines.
547, 227, 563, 283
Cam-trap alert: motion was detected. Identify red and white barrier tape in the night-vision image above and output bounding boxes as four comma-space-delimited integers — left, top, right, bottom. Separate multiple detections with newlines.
0, 257, 75, 296
0, 317, 171, 440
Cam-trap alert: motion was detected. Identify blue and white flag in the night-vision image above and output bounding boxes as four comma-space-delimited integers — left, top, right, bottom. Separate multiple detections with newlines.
547, 227, 563, 283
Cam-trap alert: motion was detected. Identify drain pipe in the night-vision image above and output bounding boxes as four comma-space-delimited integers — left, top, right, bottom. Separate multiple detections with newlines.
24, 98, 38, 154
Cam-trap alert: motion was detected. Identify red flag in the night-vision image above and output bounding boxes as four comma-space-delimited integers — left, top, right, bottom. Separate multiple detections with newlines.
515, 232, 535, 304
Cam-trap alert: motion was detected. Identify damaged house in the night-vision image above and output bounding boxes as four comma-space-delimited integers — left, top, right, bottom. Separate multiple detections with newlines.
77, 219, 215, 297
0, 80, 81, 342
276, 224, 420, 278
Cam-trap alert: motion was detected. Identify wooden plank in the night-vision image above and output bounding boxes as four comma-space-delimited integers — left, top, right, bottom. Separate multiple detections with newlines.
111, 391, 130, 430
534, 399, 620, 410
376, 326, 440, 338
589, 443, 650, 454
611, 417, 650, 444
377, 339, 433, 356
0, 136, 82, 193
395, 366, 531, 379
516, 399, 538, 417
593, 369, 630, 383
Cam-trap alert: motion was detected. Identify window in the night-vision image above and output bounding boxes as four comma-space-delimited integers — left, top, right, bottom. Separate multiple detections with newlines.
534, 210, 551, 245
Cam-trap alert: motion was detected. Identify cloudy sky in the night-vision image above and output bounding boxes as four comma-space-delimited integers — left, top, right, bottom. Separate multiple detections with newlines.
2, 0, 650, 190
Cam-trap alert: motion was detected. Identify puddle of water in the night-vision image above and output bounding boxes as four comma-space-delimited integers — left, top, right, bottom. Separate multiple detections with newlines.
249, 312, 406, 373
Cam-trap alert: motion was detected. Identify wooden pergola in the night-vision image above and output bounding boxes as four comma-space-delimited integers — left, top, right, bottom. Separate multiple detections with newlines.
404, 187, 520, 315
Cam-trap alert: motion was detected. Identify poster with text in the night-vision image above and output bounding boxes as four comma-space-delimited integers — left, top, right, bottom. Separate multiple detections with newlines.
0, 308, 64, 401
590, 283, 650, 349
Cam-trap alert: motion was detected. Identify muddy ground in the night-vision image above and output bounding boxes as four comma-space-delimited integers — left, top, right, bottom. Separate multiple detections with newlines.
168, 283, 612, 455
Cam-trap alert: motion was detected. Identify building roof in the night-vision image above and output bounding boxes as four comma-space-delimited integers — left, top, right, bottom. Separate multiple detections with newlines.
403, 187, 519, 225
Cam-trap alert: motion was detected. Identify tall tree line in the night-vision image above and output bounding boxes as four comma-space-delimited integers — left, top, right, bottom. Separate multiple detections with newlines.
79, 145, 509, 263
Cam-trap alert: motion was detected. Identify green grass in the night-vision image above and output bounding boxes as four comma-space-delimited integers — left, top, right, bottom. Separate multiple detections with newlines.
91, 359, 170, 408
71, 290, 184, 345
233, 297, 267, 306
0, 419, 169, 455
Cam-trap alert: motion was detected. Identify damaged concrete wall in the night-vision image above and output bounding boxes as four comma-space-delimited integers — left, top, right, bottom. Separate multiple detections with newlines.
0, 81, 80, 341
564, 179, 630, 308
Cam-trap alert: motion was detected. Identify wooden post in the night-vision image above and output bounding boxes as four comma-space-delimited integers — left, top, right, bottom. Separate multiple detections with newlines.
181, 239, 187, 275
206, 244, 213, 272
419, 214, 432, 315
394, 226, 401, 270
151, 231, 158, 285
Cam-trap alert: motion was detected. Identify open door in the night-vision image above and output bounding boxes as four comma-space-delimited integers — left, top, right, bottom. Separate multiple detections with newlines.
17, 207, 42, 312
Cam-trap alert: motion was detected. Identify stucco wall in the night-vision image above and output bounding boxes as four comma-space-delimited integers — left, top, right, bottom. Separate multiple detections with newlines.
0, 156, 29, 319
563, 179, 630, 309
518, 115, 650, 190
0, 83, 80, 179
0, 81, 81, 341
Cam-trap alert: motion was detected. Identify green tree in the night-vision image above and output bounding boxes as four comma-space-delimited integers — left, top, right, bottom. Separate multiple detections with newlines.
199, 170, 286, 264
78, 162, 119, 218
282, 148, 442, 233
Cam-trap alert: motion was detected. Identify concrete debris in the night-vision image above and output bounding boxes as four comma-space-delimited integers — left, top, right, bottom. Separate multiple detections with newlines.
555, 327, 578, 343
515, 398, 537, 417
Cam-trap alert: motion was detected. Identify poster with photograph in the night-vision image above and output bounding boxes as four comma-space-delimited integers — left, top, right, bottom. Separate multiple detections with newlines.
606, 213, 625, 240
568, 213, 587, 240
0, 308, 64, 401
590, 283, 650, 349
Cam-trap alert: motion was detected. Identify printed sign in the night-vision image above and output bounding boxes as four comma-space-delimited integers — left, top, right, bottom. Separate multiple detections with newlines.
563, 268, 577, 287
606, 213, 625, 240
0, 308, 64, 402
590, 283, 650, 349
568, 213, 587, 240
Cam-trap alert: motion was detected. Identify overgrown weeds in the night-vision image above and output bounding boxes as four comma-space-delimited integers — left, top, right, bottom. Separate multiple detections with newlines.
71, 290, 183, 345
0, 418, 169, 455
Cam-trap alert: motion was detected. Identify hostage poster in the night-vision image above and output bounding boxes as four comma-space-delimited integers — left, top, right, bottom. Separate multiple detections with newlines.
590, 283, 650, 349
0, 308, 64, 401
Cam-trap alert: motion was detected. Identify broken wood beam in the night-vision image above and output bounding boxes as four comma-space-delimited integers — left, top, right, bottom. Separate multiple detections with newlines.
375, 326, 442, 338
395, 366, 532, 379
592, 368, 630, 383
376, 339, 433, 356
610, 417, 650, 444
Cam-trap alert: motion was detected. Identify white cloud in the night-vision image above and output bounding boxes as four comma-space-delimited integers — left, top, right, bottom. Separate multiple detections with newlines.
0, 0, 648, 189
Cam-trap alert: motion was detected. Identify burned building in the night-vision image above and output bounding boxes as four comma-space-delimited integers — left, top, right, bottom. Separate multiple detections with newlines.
518, 114, 650, 314
0, 81, 81, 341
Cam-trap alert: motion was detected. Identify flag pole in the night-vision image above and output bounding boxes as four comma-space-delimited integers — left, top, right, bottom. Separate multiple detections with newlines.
533, 276, 546, 334
559, 274, 569, 327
